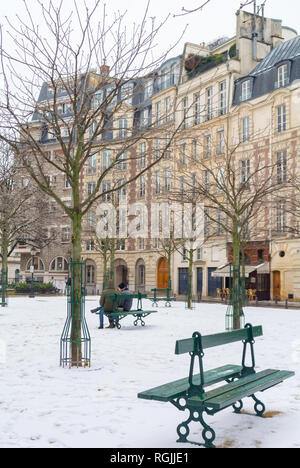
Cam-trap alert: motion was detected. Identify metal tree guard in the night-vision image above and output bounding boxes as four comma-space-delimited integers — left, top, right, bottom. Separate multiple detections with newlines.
1, 268, 8, 307
225, 263, 245, 331
60, 260, 91, 368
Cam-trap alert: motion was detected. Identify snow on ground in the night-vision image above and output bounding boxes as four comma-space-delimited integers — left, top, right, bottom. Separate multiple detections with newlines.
0, 296, 299, 449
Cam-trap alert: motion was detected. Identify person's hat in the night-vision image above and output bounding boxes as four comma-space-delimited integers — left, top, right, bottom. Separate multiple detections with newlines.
118, 282, 126, 289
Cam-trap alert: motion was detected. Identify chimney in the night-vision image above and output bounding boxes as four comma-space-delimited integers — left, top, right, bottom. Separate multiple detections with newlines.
100, 64, 110, 76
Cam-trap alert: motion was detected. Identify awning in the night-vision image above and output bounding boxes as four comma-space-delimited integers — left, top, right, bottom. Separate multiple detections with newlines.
212, 263, 270, 278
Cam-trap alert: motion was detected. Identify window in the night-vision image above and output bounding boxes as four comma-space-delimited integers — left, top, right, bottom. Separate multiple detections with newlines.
277, 105, 287, 132
88, 153, 97, 174
180, 142, 186, 165
277, 151, 287, 184
102, 181, 111, 202
242, 117, 250, 142
278, 64, 288, 88
137, 238, 145, 250
27, 257, 45, 271
87, 182, 96, 196
140, 142, 146, 167
87, 265, 95, 284
139, 175, 145, 198
241, 80, 251, 101
182, 248, 188, 261
155, 171, 161, 194
165, 97, 171, 122
212, 246, 220, 262
217, 129, 225, 155
118, 117, 128, 138
141, 107, 149, 127
164, 169, 170, 191
102, 150, 112, 170
276, 201, 286, 233
203, 170, 210, 190
50, 257, 68, 272
155, 101, 162, 126
117, 180, 126, 202
170, 63, 177, 85
155, 138, 161, 160
117, 152, 127, 170
86, 240, 95, 251
204, 134, 211, 158
206, 87, 213, 120
65, 176, 71, 189
144, 80, 153, 99
219, 81, 227, 115
240, 159, 250, 185
216, 168, 225, 194
182, 97, 189, 129
180, 176, 185, 199
120, 82, 133, 105
194, 92, 200, 125
116, 239, 126, 251
164, 134, 171, 159
92, 90, 104, 110
61, 227, 70, 242
87, 211, 96, 228
197, 248, 203, 261
192, 139, 198, 160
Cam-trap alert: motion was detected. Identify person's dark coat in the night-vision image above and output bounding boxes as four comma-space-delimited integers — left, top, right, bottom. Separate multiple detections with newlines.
119, 288, 133, 311
100, 279, 117, 312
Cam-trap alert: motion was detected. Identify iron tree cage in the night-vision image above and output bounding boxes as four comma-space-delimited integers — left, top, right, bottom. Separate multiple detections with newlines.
225, 263, 245, 331
0, 268, 8, 307
60, 260, 91, 368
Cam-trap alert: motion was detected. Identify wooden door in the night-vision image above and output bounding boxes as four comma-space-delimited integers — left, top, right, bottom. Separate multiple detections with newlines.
273, 271, 281, 300
157, 258, 168, 289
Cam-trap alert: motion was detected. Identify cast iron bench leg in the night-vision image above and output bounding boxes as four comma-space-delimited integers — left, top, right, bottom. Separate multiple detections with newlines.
176, 408, 216, 448
251, 394, 266, 417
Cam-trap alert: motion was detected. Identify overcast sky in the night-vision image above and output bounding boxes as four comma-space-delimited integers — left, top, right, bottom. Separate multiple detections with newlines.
0, 0, 299, 62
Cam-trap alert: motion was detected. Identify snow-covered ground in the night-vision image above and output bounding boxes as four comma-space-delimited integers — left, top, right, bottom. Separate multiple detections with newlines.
0, 296, 299, 448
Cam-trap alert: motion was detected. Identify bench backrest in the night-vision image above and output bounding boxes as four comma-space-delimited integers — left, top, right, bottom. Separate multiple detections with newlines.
108, 293, 147, 300
175, 325, 263, 355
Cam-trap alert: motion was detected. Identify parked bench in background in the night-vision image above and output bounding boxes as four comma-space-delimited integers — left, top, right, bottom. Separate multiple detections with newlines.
138, 323, 294, 448
150, 288, 176, 307
105, 292, 157, 329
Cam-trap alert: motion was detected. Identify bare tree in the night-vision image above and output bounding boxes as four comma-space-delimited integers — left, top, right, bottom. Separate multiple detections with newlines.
174, 132, 281, 326
0, 143, 52, 306
0, 0, 185, 364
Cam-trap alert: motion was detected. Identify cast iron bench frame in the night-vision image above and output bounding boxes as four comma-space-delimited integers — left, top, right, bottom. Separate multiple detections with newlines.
105, 292, 157, 329
138, 323, 295, 448
150, 288, 176, 307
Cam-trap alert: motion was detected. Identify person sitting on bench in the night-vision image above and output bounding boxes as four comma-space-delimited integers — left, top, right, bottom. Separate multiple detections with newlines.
118, 283, 133, 312
91, 279, 117, 329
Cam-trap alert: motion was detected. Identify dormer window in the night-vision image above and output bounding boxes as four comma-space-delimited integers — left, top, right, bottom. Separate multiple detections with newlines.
241, 80, 251, 102
278, 64, 288, 88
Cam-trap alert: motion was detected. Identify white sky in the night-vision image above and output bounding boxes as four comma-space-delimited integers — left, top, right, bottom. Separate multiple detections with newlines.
0, 0, 299, 63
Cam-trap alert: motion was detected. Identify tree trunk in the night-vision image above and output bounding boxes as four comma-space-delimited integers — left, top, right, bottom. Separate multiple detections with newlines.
71, 209, 83, 366
232, 225, 242, 329
167, 246, 172, 292
187, 249, 193, 309
1, 228, 8, 307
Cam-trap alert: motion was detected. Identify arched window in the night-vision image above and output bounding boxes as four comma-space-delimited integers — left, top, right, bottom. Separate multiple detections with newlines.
26, 257, 45, 271
50, 257, 68, 272
87, 264, 96, 284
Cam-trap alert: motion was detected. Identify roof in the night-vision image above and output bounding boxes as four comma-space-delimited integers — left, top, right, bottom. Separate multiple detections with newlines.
251, 35, 300, 76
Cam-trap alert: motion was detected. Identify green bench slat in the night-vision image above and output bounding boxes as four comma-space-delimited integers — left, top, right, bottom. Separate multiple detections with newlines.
204, 370, 295, 410
108, 294, 147, 300
175, 326, 263, 355
137, 365, 243, 402
106, 310, 157, 318
188, 369, 295, 410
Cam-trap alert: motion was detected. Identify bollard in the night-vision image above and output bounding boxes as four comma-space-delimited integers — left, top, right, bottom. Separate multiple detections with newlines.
285, 299, 288, 309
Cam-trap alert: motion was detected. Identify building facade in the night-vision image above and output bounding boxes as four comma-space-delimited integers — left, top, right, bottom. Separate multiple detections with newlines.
17, 8, 300, 300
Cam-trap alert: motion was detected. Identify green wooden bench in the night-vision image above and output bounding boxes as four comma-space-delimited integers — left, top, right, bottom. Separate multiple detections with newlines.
150, 288, 176, 307
138, 323, 295, 448
105, 292, 157, 329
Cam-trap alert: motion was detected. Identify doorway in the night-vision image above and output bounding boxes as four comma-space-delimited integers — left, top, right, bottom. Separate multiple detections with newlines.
273, 271, 281, 300
157, 257, 168, 289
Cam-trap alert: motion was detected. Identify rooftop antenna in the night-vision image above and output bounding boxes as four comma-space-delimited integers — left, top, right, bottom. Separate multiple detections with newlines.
252, 0, 258, 60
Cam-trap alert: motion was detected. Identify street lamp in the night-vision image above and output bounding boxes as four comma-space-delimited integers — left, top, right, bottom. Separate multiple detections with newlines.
29, 247, 37, 298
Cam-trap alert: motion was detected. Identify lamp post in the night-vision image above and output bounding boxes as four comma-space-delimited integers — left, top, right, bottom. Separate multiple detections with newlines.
29, 247, 37, 298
